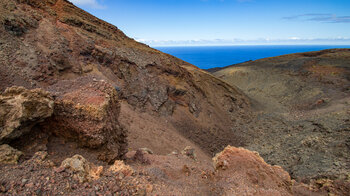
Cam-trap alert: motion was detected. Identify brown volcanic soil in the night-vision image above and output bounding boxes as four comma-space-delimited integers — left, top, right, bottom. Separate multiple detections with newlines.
0, 146, 337, 196
0, 0, 349, 195
211, 49, 350, 181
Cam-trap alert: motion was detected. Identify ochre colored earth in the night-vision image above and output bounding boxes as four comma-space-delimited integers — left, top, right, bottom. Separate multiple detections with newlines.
0, 0, 349, 195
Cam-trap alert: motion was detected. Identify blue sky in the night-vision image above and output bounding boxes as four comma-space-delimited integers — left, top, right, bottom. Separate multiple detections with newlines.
69, 0, 350, 46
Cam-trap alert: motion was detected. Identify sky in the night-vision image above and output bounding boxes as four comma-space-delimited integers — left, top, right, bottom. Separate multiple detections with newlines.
69, 0, 350, 46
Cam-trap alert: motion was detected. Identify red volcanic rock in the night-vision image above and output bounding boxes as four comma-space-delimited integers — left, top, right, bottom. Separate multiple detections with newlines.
213, 146, 293, 196
46, 77, 127, 163
0, 86, 54, 144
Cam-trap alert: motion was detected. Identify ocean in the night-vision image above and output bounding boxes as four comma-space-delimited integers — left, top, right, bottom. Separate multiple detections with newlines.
155, 45, 350, 69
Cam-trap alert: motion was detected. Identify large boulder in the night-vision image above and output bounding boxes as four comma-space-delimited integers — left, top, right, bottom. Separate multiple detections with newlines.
46, 77, 127, 163
213, 146, 293, 195
0, 86, 54, 144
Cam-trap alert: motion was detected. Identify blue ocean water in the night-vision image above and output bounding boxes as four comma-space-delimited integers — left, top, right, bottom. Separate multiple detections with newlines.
155, 45, 350, 69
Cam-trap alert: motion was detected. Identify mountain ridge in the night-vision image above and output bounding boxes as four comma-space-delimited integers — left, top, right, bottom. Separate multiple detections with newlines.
211, 48, 350, 182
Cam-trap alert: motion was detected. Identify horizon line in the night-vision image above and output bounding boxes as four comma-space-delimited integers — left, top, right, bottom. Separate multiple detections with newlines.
150, 44, 350, 47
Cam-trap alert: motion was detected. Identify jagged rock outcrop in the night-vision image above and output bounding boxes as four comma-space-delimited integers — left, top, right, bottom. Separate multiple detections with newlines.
0, 86, 54, 144
0, 144, 23, 164
213, 146, 293, 195
0, 84, 127, 164
60, 154, 103, 183
46, 77, 127, 162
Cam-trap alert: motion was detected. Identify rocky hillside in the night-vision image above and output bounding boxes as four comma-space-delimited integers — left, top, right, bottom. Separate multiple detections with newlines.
210, 49, 350, 183
0, 0, 349, 195
0, 0, 276, 195
210, 49, 350, 114
0, 0, 251, 159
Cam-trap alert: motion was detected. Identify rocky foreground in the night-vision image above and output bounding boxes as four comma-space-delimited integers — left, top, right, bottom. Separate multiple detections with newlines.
0, 142, 332, 195
0, 0, 349, 195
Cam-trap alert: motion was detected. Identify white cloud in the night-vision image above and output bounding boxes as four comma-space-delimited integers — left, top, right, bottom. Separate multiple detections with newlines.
288, 37, 301, 40
69, 0, 105, 9
283, 14, 350, 23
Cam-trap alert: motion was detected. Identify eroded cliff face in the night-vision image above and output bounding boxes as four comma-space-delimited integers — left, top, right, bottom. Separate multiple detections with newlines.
0, 87, 54, 144
0, 84, 127, 164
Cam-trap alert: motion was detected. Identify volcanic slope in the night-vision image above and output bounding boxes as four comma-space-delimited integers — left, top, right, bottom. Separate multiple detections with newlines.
0, 0, 252, 161
210, 49, 350, 181
0, 0, 349, 195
